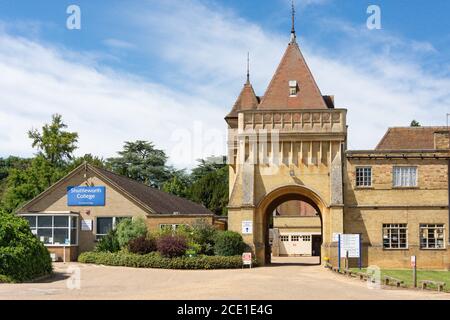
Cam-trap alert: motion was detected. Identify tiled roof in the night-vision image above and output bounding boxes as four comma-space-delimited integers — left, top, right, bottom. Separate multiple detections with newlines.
376, 126, 448, 150
258, 42, 328, 110
226, 82, 259, 118
92, 166, 214, 215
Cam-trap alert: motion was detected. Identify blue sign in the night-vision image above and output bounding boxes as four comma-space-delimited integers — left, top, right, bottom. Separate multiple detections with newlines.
67, 186, 106, 206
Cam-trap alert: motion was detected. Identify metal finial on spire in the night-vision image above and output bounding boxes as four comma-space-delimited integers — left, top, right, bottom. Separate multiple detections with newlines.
290, 0, 297, 43
246, 52, 250, 84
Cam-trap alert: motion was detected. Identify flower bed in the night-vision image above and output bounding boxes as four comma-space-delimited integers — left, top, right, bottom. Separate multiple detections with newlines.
78, 251, 250, 270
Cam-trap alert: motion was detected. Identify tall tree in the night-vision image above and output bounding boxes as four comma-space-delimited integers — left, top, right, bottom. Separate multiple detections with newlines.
28, 114, 78, 167
106, 141, 172, 188
1, 156, 66, 212
1, 115, 79, 212
0, 157, 32, 204
191, 156, 227, 182
189, 157, 228, 216
162, 170, 192, 198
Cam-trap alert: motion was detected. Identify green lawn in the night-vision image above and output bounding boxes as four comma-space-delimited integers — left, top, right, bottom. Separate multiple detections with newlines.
350, 268, 450, 292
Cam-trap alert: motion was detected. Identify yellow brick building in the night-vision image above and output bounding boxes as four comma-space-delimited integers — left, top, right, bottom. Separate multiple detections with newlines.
225, 18, 450, 269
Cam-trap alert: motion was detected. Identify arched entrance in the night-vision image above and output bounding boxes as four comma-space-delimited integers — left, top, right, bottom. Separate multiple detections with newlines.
256, 185, 329, 265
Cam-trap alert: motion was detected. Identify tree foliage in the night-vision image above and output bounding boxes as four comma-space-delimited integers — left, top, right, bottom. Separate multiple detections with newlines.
162, 170, 191, 198
1, 156, 66, 213
190, 165, 228, 216
28, 114, 78, 167
410, 120, 421, 127
106, 141, 173, 188
0, 115, 83, 213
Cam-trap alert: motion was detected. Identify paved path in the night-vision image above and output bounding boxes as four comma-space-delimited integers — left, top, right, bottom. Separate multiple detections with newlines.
0, 261, 449, 300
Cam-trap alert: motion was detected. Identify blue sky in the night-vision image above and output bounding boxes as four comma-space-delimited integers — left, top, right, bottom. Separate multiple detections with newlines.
0, 0, 449, 168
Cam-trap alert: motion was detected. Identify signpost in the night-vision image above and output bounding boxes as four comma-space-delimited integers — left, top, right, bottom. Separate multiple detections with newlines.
67, 186, 106, 206
242, 252, 252, 268
411, 256, 417, 288
338, 234, 362, 271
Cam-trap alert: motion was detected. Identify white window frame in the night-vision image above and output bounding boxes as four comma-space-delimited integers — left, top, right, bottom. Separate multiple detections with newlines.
289, 80, 298, 97
20, 214, 79, 246
159, 224, 185, 232
95, 216, 130, 240
393, 166, 418, 188
382, 223, 408, 250
280, 235, 289, 242
420, 224, 446, 250
355, 166, 372, 187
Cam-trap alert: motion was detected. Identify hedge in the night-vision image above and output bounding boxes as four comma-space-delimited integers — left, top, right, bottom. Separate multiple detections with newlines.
0, 214, 52, 282
78, 251, 251, 269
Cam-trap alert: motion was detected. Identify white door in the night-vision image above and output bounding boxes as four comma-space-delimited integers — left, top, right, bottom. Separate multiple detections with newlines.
279, 233, 312, 256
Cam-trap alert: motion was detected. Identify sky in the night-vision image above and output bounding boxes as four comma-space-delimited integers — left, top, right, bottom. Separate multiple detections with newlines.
0, 0, 449, 169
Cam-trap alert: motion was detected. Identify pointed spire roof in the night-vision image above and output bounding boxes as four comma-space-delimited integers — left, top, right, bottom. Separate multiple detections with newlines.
258, 1, 327, 110
226, 53, 260, 119
226, 82, 259, 119
258, 41, 327, 110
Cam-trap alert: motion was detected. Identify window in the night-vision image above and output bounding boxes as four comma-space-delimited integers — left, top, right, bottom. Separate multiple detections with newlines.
393, 167, 417, 187
420, 224, 445, 249
291, 235, 300, 242
383, 224, 408, 249
280, 235, 289, 242
289, 80, 298, 96
159, 224, 184, 232
96, 217, 129, 240
301, 235, 311, 242
22, 215, 78, 246
356, 167, 372, 187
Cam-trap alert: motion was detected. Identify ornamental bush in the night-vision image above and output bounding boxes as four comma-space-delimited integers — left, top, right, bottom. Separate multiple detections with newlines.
156, 234, 188, 258
0, 214, 52, 282
191, 219, 217, 256
213, 231, 246, 256
128, 236, 156, 255
116, 217, 148, 248
95, 229, 120, 253
78, 251, 247, 269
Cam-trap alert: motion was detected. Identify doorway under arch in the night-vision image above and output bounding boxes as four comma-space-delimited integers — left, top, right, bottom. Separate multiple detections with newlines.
256, 185, 328, 265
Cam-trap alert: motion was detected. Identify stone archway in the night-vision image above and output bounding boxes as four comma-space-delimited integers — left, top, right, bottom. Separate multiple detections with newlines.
255, 185, 329, 265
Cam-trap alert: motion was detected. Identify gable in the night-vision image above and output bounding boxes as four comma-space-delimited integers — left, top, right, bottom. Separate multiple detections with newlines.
18, 166, 151, 216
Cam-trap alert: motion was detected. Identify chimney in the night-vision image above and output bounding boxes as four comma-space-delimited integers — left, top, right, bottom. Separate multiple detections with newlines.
434, 130, 450, 150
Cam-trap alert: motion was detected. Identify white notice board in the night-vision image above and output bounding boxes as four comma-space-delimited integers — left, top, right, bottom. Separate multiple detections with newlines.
242, 221, 253, 234
339, 234, 361, 258
81, 219, 92, 231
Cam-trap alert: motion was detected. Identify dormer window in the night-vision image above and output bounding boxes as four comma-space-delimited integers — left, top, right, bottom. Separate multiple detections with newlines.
289, 80, 298, 97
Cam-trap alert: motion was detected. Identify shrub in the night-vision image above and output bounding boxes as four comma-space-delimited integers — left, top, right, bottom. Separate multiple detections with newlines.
156, 234, 188, 258
191, 219, 217, 256
0, 214, 52, 282
95, 229, 120, 253
213, 231, 246, 256
116, 217, 148, 248
128, 236, 156, 255
78, 251, 248, 269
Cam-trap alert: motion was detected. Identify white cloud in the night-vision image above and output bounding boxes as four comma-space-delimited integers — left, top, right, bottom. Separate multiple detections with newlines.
0, 0, 449, 169
0, 32, 226, 168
